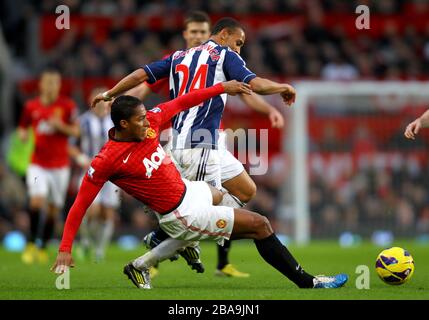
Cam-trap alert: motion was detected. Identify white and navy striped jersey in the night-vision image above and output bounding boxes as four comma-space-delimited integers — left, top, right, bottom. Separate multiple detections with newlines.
143, 40, 256, 149
78, 111, 113, 157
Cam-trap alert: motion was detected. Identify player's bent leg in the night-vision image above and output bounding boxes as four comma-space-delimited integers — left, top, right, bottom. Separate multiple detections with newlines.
231, 208, 348, 289
207, 185, 223, 205
143, 229, 204, 272
38, 203, 60, 264
126, 238, 197, 288
143, 228, 179, 261
94, 206, 115, 262
230, 209, 272, 240
222, 170, 256, 204
216, 171, 256, 277
22, 196, 46, 265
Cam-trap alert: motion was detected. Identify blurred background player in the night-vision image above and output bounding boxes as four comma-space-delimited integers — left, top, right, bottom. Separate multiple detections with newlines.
18, 68, 79, 264
69, 87, 120, 262
127, 14, 287, 278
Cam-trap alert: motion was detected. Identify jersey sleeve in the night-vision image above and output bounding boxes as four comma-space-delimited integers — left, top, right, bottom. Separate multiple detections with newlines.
223, 50, 257, 83
58, 177, 103, 253
85, 154, 111, 186
18, 102, 32, 129
58, 155, 109, 253
142, 54, 173, 84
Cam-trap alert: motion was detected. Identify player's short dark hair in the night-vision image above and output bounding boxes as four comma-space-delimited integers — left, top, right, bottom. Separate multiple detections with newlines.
211, 17, 243, 35
40, 66, 61, 77
111, 95, 143, 130
184, 10, 211, 29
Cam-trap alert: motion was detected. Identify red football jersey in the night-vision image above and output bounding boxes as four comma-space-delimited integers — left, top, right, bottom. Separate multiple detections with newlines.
59, 83, 225, 253
19, 96, 77, 168
87, 119, 185, 215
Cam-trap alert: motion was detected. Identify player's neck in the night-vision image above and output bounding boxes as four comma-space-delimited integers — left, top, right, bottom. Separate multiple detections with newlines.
209, 36, 223, 46
40, 95, 57, 106
114, 130, 142, 142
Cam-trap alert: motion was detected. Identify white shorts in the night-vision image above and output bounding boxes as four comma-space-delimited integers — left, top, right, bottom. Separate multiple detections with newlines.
26, 164, 70, 208
78, 175, 120, 208
171, 147, 244, 188
95, 182, 120, 208
156, 179, 234, 246
217, 130, 245, 182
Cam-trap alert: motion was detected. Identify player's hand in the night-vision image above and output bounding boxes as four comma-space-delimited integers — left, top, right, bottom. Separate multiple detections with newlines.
281, 84, 296, 106
222, 80, 252, 96
75, 153, 91, 169
268, 108, 284, 128
91, 92, 112, 109
404, 118, 422, 140
48, 115, 64, 130
50, 251, 75, 274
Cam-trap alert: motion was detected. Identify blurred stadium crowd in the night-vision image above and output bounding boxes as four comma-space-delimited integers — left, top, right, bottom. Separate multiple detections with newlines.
1, 0, 429, 244
5, 0, 429, 80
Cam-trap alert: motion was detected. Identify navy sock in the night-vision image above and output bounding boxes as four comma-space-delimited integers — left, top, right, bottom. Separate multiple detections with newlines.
29, 208, 40, 243
254, 234, 315, 288
217, 239, 231, 269
41, 216, 55, 248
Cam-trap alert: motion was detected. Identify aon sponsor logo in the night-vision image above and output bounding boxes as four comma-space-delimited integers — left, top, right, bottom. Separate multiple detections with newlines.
143, 144, 166, 178
36, 120, 55, 134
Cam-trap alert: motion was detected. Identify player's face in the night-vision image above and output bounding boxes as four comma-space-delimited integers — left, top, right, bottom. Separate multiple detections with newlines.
39, 72, 61, 100
183, 22, 210, 48
224, 28, 246, 54
127, 105, 150, 141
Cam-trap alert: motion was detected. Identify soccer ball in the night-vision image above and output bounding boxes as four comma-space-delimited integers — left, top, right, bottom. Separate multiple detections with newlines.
375, 247, 415, 285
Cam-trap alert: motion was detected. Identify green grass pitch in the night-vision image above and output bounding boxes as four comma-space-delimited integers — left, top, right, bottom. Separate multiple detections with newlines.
0, 240, 428, 300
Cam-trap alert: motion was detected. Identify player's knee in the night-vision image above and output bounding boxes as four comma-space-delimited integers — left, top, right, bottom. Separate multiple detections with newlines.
241, 182, 257, 203
30, 197, 45, 210
252, 214, 272, 239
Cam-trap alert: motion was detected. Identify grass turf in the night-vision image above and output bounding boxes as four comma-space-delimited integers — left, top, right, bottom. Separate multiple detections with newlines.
0, 240, 428, 300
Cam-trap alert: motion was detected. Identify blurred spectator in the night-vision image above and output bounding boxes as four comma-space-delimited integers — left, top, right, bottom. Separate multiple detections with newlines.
321, 53, 359, 81
8, 0, 426, 80
0, 162, 28, 238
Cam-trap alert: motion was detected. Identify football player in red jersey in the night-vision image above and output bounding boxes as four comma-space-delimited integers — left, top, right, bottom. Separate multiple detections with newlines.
51, 80, 348, 290
127, 11, 285, 278
18, 69, 79, 264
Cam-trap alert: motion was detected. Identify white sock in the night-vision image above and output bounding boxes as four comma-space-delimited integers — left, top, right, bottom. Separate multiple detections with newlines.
95, 220, 114, 259
219, 190, 246, 208
133, 238, 191, 270
79, 217, 91, 249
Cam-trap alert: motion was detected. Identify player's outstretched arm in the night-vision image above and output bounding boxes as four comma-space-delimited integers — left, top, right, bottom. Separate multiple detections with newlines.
125, 82, 153, 101
157, 81, 251, 124
239, 92, 284, 128
91, 69, 149, 108
249, 77, 296, 106
51, 178, 102, 273
404, 109, 429, 140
